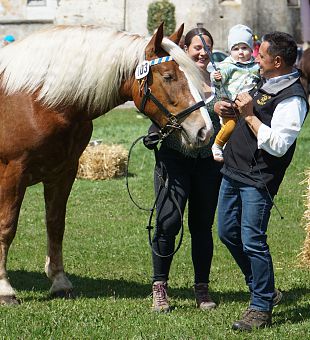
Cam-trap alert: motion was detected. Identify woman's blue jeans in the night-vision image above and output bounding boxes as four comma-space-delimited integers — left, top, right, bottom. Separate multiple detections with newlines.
217, 176, 275, 311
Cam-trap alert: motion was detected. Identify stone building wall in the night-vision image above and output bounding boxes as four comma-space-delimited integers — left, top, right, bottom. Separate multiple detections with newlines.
55, 0, 126, 28
0, 0, 304, 50
0, 0, 57, 39
55, 0, 303, 50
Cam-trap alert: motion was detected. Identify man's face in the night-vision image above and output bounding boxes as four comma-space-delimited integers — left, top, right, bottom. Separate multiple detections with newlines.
255, 41, 277, 79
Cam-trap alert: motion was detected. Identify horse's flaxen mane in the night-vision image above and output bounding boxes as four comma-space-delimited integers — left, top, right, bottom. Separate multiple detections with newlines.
0, 25, 205, 113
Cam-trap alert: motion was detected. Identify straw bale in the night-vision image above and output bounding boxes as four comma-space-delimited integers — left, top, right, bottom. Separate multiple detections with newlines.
298, 168, 310, 267
77, 143, 128, 180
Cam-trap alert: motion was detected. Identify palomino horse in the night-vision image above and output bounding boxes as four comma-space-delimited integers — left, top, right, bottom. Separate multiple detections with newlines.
299, 48, 310, 99
0, 23, 214, 304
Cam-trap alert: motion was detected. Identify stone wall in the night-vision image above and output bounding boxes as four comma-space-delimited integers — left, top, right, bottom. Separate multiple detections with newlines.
0, 0, 57, 39
55, 0, 303, 50
0, 0, 303, 50
55, 0, 125, 28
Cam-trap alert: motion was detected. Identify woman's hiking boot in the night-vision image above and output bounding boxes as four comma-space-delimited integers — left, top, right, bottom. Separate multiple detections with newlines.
194, 283, 216, 310
152, 281, 170, 312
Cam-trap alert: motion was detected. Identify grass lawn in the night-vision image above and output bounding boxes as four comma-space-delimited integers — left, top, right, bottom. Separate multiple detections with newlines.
1, 108, 309, 339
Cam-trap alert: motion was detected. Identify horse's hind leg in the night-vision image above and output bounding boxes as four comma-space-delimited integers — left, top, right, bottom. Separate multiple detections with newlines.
43, 166, 78, 299
0, 161, 26, 305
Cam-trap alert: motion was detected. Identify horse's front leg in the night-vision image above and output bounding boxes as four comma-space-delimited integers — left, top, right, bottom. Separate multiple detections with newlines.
43, 166, 78, 299
0, 161, 26, 305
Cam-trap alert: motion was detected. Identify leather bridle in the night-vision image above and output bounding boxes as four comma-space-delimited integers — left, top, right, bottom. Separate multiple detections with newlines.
138, 56, 206, 140
128, 56, 207, 258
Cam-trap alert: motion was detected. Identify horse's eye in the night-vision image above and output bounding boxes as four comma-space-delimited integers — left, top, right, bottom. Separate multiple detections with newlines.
163, 73, 173, 81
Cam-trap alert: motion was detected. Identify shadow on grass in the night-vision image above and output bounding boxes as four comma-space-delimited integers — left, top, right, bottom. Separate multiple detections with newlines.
273, 286, 310, 326
275, 305, 310, 326
9, 270, 153, 300
170, 287, 251, 303
8, 270, 310, 324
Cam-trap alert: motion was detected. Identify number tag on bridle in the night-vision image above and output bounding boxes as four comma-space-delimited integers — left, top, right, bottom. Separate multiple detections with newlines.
135, 61, 150, 79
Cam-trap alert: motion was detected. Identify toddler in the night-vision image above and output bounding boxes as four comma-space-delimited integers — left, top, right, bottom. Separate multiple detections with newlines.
211, 24, 260, 162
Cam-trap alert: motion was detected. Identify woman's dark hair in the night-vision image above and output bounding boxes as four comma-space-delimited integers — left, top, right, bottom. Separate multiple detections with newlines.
262, 31, 297, 66
184, 27, 214, 48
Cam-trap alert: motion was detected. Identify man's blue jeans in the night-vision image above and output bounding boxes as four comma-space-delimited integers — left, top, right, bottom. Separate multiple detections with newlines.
217, 176, 275, 311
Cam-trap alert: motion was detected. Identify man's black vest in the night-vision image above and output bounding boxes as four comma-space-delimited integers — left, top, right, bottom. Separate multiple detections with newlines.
221, 73, 309, 195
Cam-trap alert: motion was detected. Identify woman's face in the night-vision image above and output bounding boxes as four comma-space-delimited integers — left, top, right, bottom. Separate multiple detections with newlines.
185, 35, 213, 70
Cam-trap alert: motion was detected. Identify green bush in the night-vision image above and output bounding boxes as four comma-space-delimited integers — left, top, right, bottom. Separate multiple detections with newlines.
147, 0, 176, 36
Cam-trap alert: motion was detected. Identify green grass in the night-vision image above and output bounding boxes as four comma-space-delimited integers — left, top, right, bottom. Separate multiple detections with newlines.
1, 108, 310, 339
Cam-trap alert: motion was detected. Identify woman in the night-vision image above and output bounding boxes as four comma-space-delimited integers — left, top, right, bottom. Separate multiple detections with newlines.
150, 27, 222, 312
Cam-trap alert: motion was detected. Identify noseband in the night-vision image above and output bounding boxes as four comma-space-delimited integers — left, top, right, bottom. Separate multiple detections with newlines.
136, 56, 206, 140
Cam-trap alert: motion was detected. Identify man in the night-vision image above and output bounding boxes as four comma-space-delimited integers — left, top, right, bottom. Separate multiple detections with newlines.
215, 31, 308, 331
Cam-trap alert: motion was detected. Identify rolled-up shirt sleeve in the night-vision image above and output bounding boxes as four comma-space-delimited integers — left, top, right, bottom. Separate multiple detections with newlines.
257, 96, 307, 157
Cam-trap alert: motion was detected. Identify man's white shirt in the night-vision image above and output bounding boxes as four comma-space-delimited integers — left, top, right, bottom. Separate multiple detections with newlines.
257, 72, 308, 157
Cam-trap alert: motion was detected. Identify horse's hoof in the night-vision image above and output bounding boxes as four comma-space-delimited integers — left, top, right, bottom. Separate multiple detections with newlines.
0, 295, 20, 305
50, 289, 75, 300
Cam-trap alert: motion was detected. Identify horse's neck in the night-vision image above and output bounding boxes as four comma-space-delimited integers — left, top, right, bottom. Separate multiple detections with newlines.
119, 77, 135, 103
82, 76, 136, 119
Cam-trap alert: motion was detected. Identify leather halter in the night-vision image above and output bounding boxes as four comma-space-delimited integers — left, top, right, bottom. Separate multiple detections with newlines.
139, 56, 206, 140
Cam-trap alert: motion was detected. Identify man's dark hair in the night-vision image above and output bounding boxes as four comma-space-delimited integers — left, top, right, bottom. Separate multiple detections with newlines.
262, 31, 297, 66
184, 27, 214, 48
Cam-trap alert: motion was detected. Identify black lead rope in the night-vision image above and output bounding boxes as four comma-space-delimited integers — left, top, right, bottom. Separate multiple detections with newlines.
125, 135, 151, 211
126, 136, 185, 258
198, 33, 284, 219
147, 147, 185, 258
126, 53, 207, 258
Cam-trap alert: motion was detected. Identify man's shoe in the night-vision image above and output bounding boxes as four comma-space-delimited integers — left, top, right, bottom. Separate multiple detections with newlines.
232, 308, 272, 331
152, 281, 170, 312
194, 283, 216, 310
273, 288, 283, 307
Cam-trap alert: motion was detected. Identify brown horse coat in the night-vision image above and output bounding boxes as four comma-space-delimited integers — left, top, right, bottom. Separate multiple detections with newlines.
0, 24, 214, 303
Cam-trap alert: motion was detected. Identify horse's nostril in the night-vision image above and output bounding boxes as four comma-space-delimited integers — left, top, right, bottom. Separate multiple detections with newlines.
197, 127, 207, 141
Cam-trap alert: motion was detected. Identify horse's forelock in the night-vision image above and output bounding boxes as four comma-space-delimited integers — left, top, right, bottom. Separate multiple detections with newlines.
161, 38, 206, 99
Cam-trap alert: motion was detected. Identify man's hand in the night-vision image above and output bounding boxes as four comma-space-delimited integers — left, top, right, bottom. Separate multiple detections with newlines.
235, 92, 261, 136
214, 100, 237, 118
235, 92, 254, 118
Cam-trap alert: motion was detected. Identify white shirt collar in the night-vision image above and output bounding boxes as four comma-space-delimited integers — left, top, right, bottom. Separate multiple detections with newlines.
265, 69, 299, 85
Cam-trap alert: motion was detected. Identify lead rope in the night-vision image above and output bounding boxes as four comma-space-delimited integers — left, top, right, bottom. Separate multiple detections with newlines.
198, 33, 283, 219
126, 136, 185, 257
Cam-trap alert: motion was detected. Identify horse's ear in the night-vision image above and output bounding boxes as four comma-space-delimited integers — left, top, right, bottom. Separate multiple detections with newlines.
145, 22, 164, 57
168, 24, 184, 45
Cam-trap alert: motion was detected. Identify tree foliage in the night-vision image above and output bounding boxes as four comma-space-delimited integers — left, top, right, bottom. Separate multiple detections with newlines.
147, 0, 176, 36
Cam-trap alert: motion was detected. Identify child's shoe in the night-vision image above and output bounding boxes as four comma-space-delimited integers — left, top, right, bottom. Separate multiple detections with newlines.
212, 144, 224, 162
